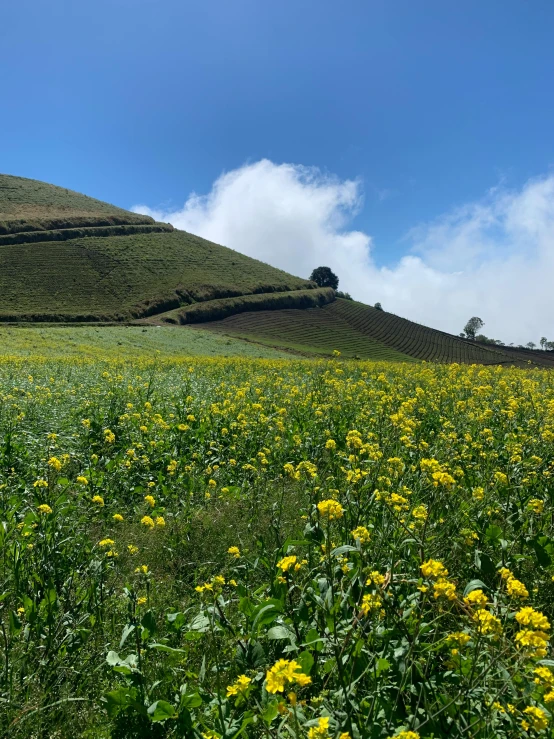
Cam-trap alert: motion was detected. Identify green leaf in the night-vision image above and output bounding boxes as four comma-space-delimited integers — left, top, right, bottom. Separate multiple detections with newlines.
297, 650, 314, 675
9, 611, 22, 636
485, 524, 502, 543
119, 624, 135, 648
141, 610, 157, 638
148, 643, 186, 654
303, 628, 324, 651
104, 688, 134, 718
179, 692, 202, 709
331, 545, 357, 556
252, 601, 282, 630
376, 657, 391, 676
148, 700, 176, 722
532, 537, 552, 566
261, 700, 279, 726
267, 625, 294, 640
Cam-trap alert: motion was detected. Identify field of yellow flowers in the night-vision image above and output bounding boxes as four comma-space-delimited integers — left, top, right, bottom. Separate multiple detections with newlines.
2, 356, 554, 738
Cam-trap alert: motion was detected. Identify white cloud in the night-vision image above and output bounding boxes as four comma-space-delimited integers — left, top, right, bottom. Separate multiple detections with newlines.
133, 160, 554, 345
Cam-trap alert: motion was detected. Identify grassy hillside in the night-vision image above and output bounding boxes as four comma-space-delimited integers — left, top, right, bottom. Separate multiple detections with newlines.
201, 298, 554, 367
0, 174, 313, 321
200, 300, 415, 361
0, 173, 150, 227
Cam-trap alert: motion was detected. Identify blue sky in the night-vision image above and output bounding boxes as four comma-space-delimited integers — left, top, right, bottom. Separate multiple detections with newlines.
2, 0, 554, 341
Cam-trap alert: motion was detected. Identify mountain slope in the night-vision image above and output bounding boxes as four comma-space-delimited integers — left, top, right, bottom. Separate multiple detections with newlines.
200, 298, 554, 367
0, 174, 313, 321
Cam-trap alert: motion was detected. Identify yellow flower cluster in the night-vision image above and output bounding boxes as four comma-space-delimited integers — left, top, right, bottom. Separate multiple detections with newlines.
265, 659, 311, 693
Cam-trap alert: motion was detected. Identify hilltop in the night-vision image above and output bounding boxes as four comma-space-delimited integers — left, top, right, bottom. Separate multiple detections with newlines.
0, 174, 315, 321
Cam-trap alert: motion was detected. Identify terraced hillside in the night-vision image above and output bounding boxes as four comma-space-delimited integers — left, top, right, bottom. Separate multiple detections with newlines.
201, 298, 554, 366
0, 174, 313, 321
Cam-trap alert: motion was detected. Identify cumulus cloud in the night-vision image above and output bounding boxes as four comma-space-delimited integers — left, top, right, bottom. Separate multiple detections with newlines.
133, 160, 554, 345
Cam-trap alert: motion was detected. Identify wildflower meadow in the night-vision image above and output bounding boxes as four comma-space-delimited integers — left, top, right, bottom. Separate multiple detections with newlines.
2, 356, 554, 738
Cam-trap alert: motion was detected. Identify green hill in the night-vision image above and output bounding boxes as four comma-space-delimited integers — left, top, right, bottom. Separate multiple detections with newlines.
198, 298, 554, 367
0, 174, 313, 321
3, 173, 553, 369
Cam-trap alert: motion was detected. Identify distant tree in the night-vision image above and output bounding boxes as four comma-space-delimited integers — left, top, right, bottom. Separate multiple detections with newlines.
540, 337, 548, 350
527, 342, 536, 350
335, 290, 353, 300
310, 266, 339, 290
546, 341, 554, 351
374, 302, 383, 311
464, 317, 484, 340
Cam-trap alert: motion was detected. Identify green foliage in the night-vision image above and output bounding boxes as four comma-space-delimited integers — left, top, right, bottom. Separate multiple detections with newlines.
464, 316, 485, 340
309, 266, 339, 289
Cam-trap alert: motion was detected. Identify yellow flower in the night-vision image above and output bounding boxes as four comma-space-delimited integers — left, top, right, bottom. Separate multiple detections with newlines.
127, 545, 139, 555
226, 674, 251, 697
516, 607, 550, 631
135, 565, 149, 574
37, 503, 53, 515
144, 494, 156, 507
98, 538, 115, 548
137, 597, 147, 606
265, 659, 311, 693
506, 577, 529, 599
387, 732, 420, 739
33, 479, 48, 488
113, 513, 124, 522
351, 526, 371, 545
473, 610, 502, 635
325, 438, 337, 450
448, 632, 471, 647
317, 499, 344, 520
361, 593, 383, 615
155, 516, 165, 527
228, 546, 240, 558
411, 505, 428, 521
534, 666, 554, 686
522, 705, 548, 731
104, 429, 115, 444
47, 456, 62, 472
464, 589, 488, 609
277, 555, 297, 572
433, 578, 457, 601
92, 495, 104, 506
308, 717, 330, 738
420, 559, 448, 579
76, 476, 88, 485
141, 515, 155, 528
366, 571, 386, 588
515, 629, 549, 658
528, 498, 544, 514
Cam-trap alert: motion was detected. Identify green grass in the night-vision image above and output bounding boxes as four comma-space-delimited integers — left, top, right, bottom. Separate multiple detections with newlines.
0, 325, 294, 359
